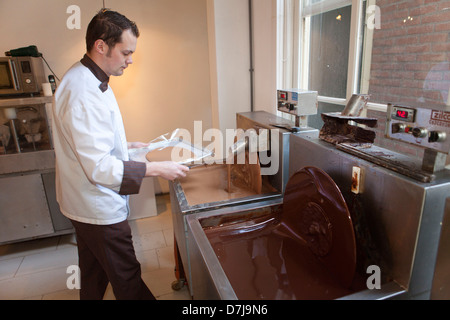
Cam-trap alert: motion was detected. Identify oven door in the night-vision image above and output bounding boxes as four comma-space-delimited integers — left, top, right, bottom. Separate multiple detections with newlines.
0, 58, 21, 95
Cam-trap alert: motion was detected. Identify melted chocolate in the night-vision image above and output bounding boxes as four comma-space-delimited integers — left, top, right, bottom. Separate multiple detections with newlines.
203, 167, 360, 300
179, 151, 263, 206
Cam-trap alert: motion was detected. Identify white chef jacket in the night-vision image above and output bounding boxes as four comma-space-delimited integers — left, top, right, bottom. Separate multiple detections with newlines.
53, 60, 136, 225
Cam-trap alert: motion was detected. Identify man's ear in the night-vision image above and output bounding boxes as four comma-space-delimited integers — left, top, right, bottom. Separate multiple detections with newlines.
93, 39, 108, 55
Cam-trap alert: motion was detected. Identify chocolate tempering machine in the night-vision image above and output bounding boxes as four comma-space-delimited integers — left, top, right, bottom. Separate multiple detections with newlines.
183, 102, 450, 300
169, 90, 319, 295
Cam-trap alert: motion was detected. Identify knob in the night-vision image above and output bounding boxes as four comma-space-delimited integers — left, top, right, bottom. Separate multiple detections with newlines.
392, 123, 406, 133
429, 131, 447, 143
412, 127, 428, 138
25, 78, 32, 84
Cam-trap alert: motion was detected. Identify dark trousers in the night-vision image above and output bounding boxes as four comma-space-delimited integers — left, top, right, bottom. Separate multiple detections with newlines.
70, 219, 155, 300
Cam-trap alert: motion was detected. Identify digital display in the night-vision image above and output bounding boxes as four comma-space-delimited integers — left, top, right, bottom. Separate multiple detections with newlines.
21, 61, 31, 73
396, 110, 409, 119
392, 106, 415, 122
278, 91, 287, 101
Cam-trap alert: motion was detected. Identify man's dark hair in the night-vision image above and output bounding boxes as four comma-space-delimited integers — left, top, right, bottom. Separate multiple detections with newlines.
86, 9, 139, 52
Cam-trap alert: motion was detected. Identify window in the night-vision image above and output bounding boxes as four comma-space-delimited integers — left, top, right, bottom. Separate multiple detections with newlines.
278, 0, 449, 129
307, 4, 352, 99
278, 0, 367, 128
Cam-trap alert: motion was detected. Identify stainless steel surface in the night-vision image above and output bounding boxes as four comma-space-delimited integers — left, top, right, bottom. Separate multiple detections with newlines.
334, 104, 450, 181
0, 56, 46, 96
386, 104, 450, 154
186, 198, 282, 300
41, 171, 73, 232
236, 111, 318, 192
337, 282, 406, 300
336, 143, 434, 182
9, 119, 20, 153
341, 94, 370, 117
0, 157, 73, 244
0, 98, 72, 244
431, 197, 450, 299
0, 96, 53, 108
289, 134, 450, 299
0, 173, 54, 243
277, 89, 318, 118
0, 150, 54, 175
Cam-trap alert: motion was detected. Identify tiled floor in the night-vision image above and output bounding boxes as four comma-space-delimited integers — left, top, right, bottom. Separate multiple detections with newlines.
0, 194, 192, 300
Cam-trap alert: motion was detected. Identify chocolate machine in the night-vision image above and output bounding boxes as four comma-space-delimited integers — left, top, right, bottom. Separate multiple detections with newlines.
169, 106, 318, 294
183, 103, 450, 300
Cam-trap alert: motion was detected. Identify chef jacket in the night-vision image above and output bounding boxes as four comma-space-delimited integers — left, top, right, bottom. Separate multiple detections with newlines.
52, 55, 146, 225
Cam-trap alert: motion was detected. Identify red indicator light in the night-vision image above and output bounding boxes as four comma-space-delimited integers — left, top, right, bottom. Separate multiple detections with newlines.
396, 110, 408, 119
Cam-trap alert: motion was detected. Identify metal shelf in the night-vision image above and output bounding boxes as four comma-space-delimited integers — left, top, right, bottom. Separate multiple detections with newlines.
0, 96, 53, 108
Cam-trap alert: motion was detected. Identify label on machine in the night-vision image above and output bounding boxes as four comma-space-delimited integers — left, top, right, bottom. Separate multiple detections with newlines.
387, 104, 450, 154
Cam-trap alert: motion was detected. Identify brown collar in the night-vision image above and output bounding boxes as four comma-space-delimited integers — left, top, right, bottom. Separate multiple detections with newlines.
80, 54, 110, 92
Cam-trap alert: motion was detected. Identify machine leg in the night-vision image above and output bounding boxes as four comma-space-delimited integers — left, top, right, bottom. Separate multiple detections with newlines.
171, 237, 187, 291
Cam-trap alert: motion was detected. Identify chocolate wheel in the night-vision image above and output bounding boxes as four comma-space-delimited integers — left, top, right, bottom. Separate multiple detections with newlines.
282, 166, 356, 288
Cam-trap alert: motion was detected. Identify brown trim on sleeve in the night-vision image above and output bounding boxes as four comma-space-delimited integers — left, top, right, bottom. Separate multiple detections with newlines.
119, 161, 146, 195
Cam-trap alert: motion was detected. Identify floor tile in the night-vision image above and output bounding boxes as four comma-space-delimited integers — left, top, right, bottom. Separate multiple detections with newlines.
0, 266, 71, 300
42, 288, 80, 300
136, 249, 159, 273
0, 237, 59, 261
0, 257, 23, 280
133, 230, 167, 252
142, 267, 181, 298
16, 245, 78, 276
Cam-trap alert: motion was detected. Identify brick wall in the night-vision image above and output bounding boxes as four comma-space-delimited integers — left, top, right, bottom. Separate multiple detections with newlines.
368, 0, 450, 107
366, 0, 449, 161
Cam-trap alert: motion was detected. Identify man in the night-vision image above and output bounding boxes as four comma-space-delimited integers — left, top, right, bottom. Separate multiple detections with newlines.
52, 9, 189, 300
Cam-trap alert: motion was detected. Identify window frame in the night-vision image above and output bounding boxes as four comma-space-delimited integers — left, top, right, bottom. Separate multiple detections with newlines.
277, 0, 387, 113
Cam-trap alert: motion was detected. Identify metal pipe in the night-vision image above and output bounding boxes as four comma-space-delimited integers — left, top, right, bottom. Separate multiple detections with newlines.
9, 119, 21, 153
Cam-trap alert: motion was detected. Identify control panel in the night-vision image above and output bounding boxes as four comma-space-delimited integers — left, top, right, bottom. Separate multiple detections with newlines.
277, 89, 318, 117
386, 104, 450, 154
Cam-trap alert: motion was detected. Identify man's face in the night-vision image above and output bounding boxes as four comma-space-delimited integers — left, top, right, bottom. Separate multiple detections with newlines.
103, 29, 137, 77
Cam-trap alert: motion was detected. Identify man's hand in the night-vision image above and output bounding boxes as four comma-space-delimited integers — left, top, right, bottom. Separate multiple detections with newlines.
128, 141, 149, 149
145, 161, 189, 181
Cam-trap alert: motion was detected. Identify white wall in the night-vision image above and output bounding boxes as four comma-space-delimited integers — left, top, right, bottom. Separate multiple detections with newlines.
0, 0, 212, 142
253, 0, 278, 113
208, 0, 252, 133
207, 0, 278, 134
